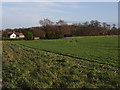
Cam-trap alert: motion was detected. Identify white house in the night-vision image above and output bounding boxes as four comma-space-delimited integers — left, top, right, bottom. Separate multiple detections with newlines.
8, 32, 25, 39
10, 33, 16, 38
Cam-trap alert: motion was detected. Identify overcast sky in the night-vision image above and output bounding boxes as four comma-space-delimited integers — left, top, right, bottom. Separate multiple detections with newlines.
2, 2, 118, 29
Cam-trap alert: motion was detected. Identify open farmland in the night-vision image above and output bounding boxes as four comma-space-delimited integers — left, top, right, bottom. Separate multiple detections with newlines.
15, 36, 119, 67
2, 41, 120, 88
0, 58, 1, 89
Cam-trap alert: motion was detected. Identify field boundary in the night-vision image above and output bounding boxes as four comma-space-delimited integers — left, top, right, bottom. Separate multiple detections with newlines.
13, 42, 120, 68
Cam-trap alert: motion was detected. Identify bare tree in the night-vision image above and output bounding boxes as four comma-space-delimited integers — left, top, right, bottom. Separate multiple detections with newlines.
39, 19, 54, 26
56, 20, 67, 25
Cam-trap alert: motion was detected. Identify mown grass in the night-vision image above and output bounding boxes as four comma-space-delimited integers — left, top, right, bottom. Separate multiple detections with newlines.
2, 41, 120, 88
15, 36, 119, 67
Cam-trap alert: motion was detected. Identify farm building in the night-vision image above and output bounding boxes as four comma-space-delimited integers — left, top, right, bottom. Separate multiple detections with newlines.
34, 37, 39, 40
8, 32, 25, 39
16, 33, 25, 38
9, 33, 16, 38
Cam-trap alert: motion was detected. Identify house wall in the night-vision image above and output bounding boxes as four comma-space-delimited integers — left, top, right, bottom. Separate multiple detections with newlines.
10, 33, 16, 38
19, 35, 25, 38
34, 37, 39, 40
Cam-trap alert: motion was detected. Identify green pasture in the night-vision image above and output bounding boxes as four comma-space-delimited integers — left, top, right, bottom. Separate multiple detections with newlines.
15, 36, 119, 67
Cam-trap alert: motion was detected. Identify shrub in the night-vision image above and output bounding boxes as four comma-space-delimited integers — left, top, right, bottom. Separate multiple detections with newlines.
25, 32, 33, 40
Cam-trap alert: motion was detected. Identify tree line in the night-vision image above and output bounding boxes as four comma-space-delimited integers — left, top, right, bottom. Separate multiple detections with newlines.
2, 19, 119, 39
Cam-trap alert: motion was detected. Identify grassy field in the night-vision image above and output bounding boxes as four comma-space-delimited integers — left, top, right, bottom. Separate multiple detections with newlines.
0, 41, 2, 89
15, 36, 119, 67
2, 41, 120, 88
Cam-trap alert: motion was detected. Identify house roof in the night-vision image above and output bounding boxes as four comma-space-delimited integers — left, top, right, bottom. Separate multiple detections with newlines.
8, 32, 24, 36
18, 33, 24, 36
8, 32, 14, 34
